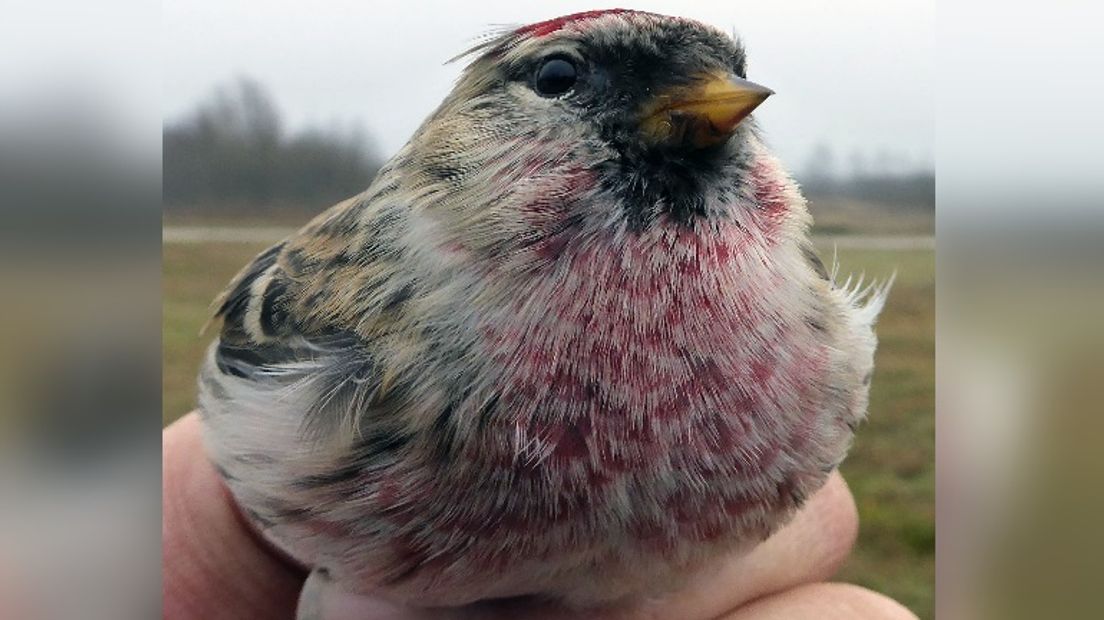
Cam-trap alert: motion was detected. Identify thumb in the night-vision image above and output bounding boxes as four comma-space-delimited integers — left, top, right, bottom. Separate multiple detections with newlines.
163, 412, 305, 619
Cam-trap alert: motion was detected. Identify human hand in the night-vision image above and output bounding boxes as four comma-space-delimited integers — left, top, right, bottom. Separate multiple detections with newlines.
164, 412, 915, 619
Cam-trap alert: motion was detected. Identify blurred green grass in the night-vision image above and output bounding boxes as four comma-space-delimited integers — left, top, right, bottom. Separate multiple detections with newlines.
162, 237, 933, 618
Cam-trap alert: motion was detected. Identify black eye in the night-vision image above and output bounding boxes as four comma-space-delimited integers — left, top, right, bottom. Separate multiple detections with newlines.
534, 58, 578, 96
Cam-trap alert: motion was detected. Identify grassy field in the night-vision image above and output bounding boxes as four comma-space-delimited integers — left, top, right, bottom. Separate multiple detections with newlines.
162, 237, 934, 618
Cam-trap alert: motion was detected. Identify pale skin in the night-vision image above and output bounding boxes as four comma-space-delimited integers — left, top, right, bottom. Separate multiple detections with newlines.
163, 412, 916, 619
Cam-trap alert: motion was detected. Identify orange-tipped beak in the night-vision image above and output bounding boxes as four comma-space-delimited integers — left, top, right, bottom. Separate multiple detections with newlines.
640, 73, 773, 149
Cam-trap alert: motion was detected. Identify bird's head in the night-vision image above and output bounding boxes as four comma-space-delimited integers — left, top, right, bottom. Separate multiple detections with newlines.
403, 10, 779, 253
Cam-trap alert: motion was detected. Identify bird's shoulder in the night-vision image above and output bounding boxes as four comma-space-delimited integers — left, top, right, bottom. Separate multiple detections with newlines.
209, 186, 418, 371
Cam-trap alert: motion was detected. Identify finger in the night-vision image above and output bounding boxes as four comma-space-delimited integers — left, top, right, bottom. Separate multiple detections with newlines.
720, 583, 918, 620
613, 470, 860, 620
434, 470, 859, 620
163, 409, 859, 620
163, 412, 305, 620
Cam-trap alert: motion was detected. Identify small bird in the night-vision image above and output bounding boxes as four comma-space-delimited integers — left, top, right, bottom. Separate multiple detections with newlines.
198, 9, 888, 617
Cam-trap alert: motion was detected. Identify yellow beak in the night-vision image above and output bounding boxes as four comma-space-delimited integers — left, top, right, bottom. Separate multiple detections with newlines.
639, 73, 773, 149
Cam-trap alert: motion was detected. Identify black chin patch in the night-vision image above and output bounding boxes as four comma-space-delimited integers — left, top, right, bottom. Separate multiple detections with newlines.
602, 144, 728, 230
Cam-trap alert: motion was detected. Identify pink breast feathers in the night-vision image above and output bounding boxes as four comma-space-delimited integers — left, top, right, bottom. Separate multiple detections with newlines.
479, 217, 831, 500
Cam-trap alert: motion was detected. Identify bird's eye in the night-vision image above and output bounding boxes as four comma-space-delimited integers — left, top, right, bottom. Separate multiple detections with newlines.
534, 58, 578, 97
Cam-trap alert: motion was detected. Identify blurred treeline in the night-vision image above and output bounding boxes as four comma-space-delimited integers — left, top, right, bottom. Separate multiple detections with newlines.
800, 143, 934, 210
801, 173, 934, 210
163, 77, 933, 216
163, 77, 382, 214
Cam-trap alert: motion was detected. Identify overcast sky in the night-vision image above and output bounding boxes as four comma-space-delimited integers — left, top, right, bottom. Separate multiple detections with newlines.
163, 0, 934, 175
